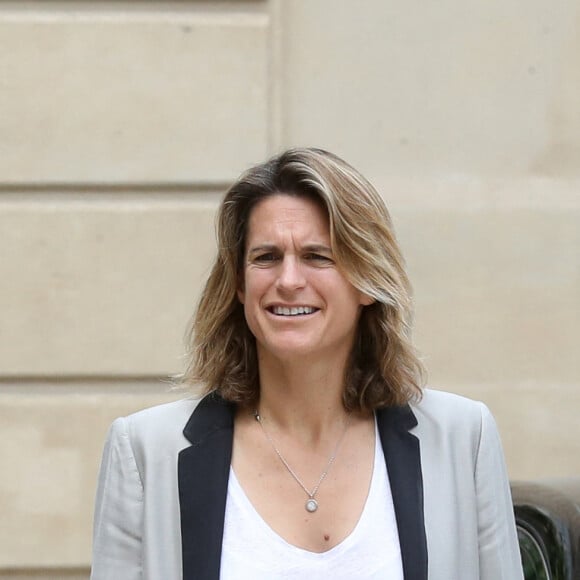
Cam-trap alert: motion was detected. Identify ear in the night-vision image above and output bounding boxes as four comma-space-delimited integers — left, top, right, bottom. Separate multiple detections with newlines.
359, 292, 375, 307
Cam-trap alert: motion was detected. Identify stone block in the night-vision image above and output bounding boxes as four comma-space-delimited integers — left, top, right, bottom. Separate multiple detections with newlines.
279, 0, 580, 178
0, 570, 88, 580
0, 9, 269, 183
372, 177, 580, 391
400, 196, 579, 388
0, 194, 219, 376
0, 385, 184, 568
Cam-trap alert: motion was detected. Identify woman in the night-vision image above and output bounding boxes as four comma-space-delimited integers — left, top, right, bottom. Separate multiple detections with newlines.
91, 148, 523, 579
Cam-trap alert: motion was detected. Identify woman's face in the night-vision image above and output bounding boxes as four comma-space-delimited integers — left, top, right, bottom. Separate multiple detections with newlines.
238, 194, 372, 364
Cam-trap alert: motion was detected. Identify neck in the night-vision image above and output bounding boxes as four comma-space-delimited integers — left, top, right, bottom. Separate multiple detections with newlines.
255, 350, 350, 442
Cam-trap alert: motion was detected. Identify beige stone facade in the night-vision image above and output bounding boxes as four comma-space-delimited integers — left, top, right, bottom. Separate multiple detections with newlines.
0, 0, 578, 576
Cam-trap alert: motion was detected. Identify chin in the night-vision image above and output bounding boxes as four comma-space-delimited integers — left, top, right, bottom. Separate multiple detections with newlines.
261, 341, 318, 361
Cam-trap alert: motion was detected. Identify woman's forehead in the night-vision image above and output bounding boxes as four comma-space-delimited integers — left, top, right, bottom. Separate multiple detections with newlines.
246, 194, 330, 240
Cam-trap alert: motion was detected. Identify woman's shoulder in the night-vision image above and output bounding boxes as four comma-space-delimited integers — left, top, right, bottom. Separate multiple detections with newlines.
408, 388, 504, 466
109, 397, 201, 458
414, 387, 487, 412
124, 396, 199, 428
410, 387, 495, 436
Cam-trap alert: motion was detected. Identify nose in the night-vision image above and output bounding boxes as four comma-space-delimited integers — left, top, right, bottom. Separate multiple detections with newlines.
276, 256, 306, 292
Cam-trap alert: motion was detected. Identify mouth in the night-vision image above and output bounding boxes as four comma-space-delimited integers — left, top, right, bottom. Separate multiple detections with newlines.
267, 305, 319, 317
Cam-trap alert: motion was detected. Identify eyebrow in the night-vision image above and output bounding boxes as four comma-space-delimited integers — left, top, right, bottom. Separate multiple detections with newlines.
302, 244, 333, 254
247, 243, 333, 257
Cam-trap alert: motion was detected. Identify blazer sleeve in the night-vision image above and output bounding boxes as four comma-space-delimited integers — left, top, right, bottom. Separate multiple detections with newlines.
475, 403, 524, 580
91, 417, 144, 580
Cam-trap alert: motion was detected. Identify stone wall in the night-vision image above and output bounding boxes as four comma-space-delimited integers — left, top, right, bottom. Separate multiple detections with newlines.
0, 0, 578, 576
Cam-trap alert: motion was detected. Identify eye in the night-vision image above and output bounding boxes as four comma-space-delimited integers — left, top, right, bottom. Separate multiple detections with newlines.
253, 252, 278, 263
304, 253, 333, 264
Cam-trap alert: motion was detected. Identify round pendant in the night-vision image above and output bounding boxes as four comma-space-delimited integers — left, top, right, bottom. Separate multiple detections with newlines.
305, 498, 318, 513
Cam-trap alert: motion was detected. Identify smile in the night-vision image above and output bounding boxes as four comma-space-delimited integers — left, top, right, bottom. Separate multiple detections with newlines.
269, 306, 319, 316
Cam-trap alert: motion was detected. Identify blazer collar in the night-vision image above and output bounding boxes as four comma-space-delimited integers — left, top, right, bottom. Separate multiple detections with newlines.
179, 392, 235, 580
377, 403, 428, 580
178, 394, 427, 580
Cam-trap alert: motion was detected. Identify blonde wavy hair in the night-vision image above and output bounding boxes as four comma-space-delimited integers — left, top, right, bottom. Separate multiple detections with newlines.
182, 148, 425, 411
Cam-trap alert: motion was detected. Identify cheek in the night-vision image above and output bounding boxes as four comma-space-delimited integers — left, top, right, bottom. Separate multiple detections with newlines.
241, 269, 270, 301
236, 267, 257, 305
240, 297, 260, 340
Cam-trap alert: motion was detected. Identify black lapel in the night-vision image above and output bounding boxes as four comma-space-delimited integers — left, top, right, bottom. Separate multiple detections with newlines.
376, 404, 428, 580
178, 392, 235, 580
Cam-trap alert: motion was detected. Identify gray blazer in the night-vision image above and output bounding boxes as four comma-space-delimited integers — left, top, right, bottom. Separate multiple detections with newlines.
91, 389, 523, 580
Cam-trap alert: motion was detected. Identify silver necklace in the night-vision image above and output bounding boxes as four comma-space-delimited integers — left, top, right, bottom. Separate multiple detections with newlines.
253, 410, 351, 513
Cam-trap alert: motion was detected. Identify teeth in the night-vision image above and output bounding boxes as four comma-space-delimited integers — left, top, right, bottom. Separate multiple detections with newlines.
272, 306, 316, 316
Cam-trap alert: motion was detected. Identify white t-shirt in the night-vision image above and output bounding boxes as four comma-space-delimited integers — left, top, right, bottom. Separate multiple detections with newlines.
220, 419, 404, 579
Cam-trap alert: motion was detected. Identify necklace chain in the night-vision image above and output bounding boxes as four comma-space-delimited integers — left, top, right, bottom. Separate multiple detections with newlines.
254, 410, 351, 513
